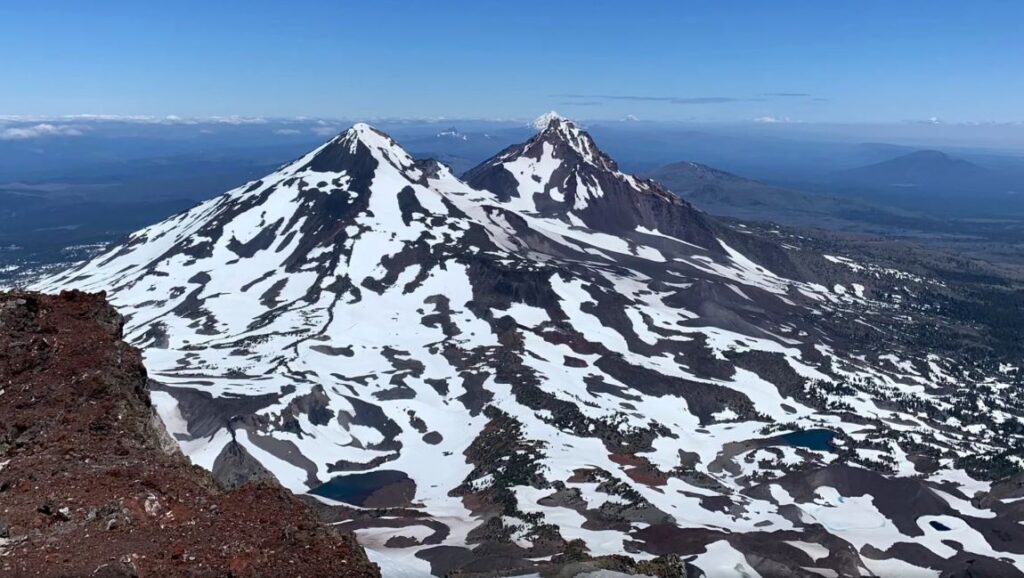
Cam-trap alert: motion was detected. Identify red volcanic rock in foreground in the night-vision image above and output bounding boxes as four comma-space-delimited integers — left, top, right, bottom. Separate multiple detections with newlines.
0, 291, 379, 578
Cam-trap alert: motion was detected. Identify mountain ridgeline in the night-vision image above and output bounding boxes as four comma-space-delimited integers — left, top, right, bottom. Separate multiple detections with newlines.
35, 114, 1024, 577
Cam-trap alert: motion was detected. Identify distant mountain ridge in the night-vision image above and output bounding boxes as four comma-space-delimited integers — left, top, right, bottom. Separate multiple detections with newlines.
646, 159, 929, 231
839, 149, 991, 190
808, 147, 1024, 217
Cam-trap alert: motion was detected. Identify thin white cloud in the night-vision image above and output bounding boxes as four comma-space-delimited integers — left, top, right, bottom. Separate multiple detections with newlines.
752, 115, 794, 124
0, 114, 272, 125
273, 128, 302, 135
311, 125, 342, 136
207, 115, 267, 125
0, 123, 85, 140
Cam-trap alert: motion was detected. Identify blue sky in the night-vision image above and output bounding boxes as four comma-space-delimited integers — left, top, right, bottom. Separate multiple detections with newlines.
1, 0, 1021, 123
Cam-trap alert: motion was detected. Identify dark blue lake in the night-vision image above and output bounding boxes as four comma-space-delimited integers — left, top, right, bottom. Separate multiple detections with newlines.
310, 470, 409, 506
780, 429, 835, 451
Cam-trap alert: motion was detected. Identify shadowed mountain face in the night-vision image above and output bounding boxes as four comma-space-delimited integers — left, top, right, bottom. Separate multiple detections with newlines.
34, 115, 1024, 577
650, 160, 842, 210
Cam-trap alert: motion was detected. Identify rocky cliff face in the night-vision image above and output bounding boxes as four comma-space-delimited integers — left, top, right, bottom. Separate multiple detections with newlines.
0, 290, 379, 578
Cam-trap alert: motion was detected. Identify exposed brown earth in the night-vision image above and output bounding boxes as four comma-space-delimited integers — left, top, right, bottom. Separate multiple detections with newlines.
0, 291, 380, 578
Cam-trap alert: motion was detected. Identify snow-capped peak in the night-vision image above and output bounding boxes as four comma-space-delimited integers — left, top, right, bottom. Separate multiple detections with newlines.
309, 122, 417, 175
341, 122, 400, 151
533, 114, 614, 172
464, 113, 712, 245
532, 110, 566, 130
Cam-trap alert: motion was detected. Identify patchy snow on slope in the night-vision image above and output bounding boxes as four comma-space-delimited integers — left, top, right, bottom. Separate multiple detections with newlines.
35, 119, 1024, 577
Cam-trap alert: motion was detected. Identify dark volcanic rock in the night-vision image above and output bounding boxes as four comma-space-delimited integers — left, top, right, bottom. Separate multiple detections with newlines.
0, 291, 379, 578
212, 439, 280, 490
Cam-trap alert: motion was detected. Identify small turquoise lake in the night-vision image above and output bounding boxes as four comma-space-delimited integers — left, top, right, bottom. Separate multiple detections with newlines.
310, 470, 409, 506
779, 429, 835, 451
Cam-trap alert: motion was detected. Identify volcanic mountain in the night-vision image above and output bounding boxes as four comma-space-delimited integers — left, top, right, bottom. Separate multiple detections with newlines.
464, 113, 723, 250
840, 149, 990, 189
36, 114, 1024, 577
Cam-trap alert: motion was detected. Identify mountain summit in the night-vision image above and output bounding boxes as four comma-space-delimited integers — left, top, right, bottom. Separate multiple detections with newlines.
531, 110, 566, 130
304, 122, 419, 175
466, 114, 723, 251
36, 118, 1024, 577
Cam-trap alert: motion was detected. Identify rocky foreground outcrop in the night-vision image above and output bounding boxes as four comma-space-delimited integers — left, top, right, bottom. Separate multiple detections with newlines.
0, 291, 379, 577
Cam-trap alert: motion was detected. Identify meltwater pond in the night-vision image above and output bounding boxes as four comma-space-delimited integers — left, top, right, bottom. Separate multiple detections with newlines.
309, 470, 411, 506
780, 429, 836, 451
